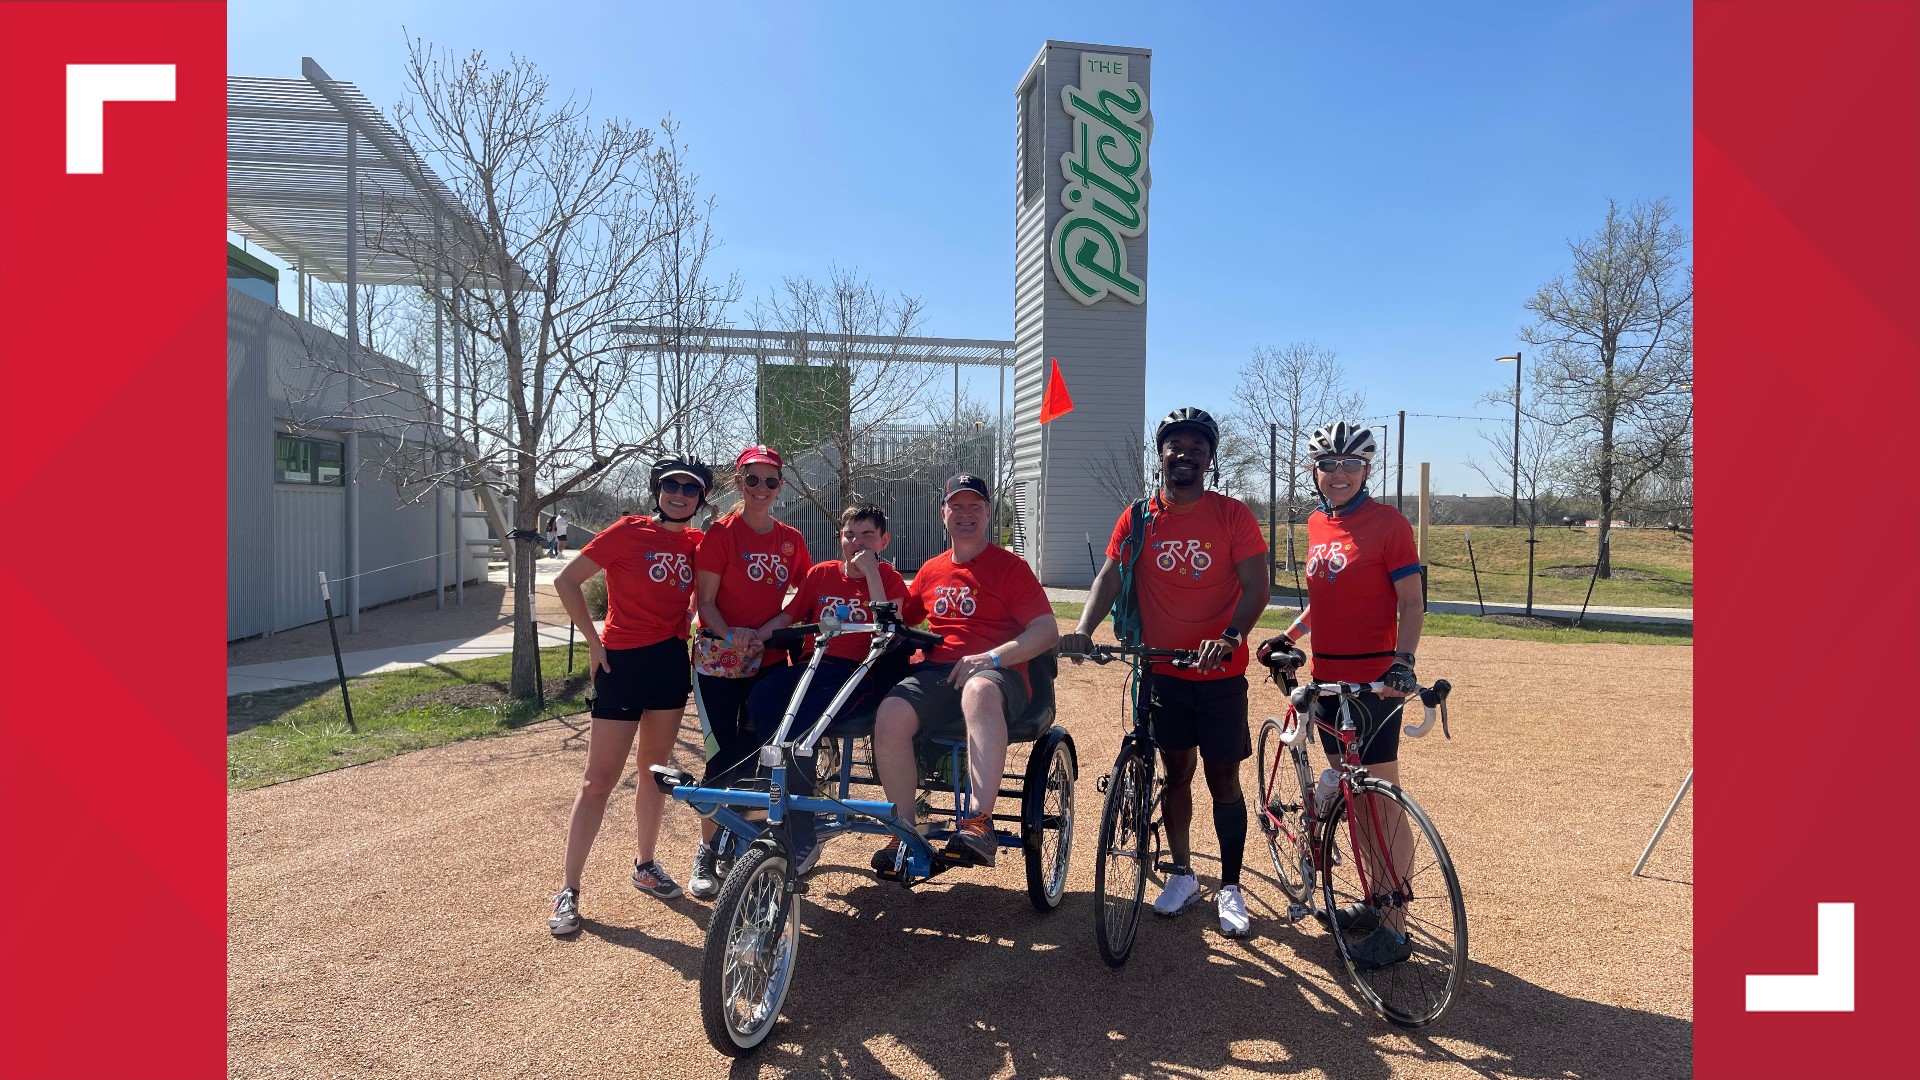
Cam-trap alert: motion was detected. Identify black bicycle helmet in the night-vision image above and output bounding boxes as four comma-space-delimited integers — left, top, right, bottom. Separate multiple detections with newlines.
1155, 407, 1220, 453
1305, 421, 1376, 461
648, 455, 713, 522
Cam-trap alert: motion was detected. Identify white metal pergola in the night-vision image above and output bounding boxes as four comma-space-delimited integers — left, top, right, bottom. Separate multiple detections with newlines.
227, 58, 531, 630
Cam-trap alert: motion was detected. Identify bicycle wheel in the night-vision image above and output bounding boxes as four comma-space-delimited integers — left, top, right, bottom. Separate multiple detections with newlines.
1256, 716, 1313, 905
699, 842, 802, 1056
1022, 730, 1077, 912
1319, 777, 1467, 1028
1093, 742, 1153, 968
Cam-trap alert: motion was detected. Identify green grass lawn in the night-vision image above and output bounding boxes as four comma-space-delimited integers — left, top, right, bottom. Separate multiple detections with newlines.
1261, 522, 1692, 608
230, 598, 1687, 789
227, 644, 593, 790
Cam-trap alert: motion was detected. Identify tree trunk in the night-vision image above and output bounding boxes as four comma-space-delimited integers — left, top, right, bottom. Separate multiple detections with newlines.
509, 479, 543, 701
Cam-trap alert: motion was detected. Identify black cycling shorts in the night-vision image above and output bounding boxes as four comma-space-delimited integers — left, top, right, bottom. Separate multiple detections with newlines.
1148, 673, 1251, 763
591, 637, 691, 720
1312, 690, 1405, 767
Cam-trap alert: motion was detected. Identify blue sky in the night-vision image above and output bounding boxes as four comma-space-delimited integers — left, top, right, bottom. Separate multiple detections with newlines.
230, 0, 1692, 496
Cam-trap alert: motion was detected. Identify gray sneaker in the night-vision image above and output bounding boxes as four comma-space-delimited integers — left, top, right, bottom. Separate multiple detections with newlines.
688, 843, 722, 901
630, 858, 684, 899
548, 887, 581, 936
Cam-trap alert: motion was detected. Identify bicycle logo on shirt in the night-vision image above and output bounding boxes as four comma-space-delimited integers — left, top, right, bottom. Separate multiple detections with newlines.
647, 552, 694, 587
931, 585, 978, 617
743, 552, 789, 584
1153, 539, 1213, 577
820, 595, 869, 623
1304, 541, 1349, 579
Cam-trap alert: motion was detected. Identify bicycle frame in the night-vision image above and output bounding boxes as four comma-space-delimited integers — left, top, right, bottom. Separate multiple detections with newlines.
652, 610, 951, 883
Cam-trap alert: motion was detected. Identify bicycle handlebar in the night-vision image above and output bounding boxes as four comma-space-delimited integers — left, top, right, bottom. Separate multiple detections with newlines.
1279, 678, 1454, 743
1061, 643, 1202, 668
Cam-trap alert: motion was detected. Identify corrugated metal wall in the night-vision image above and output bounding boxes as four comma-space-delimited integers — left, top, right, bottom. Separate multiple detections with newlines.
1011, 42, 1153, 585
271, 484, 346, 629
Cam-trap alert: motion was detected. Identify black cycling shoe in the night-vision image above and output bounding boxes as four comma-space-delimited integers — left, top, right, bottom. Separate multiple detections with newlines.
1347, 925, 1413, 970
1314, 901, 1381, 935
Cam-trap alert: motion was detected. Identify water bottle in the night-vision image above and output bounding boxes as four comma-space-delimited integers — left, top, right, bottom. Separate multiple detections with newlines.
1313, 769, 1340, 816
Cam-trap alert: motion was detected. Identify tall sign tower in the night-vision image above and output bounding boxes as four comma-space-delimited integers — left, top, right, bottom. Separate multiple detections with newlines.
1010, 41, 1151, 586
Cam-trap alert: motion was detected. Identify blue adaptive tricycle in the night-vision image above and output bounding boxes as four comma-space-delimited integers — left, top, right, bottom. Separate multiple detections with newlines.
648, 600, 1076, 1056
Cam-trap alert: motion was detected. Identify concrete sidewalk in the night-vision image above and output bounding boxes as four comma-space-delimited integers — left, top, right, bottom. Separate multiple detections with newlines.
226, 620, 606, 696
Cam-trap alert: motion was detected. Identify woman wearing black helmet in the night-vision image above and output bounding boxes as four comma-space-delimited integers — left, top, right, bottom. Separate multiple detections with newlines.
545, 455, 713, 935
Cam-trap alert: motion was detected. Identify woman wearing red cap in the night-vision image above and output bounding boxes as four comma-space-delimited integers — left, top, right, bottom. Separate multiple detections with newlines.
685, 445, 814, 900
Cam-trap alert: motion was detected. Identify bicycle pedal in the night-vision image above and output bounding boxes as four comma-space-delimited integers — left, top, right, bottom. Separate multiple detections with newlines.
1285, 902, 1314, 924
1096, 773, 1111, 794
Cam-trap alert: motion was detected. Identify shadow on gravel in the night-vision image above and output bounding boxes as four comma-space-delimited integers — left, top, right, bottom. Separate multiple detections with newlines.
692, 865, 1688, 1080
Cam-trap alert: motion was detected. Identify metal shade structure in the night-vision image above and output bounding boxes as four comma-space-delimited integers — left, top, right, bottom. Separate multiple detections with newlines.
227, 58, 530, 292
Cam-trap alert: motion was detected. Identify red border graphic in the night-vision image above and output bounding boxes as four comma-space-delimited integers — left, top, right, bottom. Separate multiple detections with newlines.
0, 3, 227, 1078
1697, 2, 1920, 1077
0, 2, 1916, 1077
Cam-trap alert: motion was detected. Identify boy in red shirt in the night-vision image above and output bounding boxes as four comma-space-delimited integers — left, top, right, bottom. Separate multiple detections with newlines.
745, 503, 908, 870
870, 474, 1059, 870
1062, 408, 1270, 937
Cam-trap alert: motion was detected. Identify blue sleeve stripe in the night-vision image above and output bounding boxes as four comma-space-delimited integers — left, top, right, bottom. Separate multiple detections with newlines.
1388, 563, 1424, 582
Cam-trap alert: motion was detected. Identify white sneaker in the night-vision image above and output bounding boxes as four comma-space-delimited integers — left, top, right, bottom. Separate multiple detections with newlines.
1217, 883, 1251, 938
1152, 871, 1201, 916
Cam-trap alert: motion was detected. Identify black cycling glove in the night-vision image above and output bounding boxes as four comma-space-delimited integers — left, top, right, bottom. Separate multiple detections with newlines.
1381, 661, 1419, 694
1257, 635, 1305, 671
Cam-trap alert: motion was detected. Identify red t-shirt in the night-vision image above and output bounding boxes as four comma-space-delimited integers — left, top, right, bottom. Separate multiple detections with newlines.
1302, 493, 1421, 682
1106, 490, 1268, 680
695, 512, 813, 631
783, 560, 909, 662
902, 543, 1053, 684
579, 515, 704, 649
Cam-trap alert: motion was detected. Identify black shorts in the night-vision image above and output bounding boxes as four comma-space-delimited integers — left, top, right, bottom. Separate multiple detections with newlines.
1148, 673, 1251, 763
1312, 691, 1405, 767
591, 637, 691, 719
695, 668, 770, 783
882, 662, 1030, 739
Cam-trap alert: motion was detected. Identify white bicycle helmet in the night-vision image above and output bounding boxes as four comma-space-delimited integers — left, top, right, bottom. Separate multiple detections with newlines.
1306, 421, 1376, 461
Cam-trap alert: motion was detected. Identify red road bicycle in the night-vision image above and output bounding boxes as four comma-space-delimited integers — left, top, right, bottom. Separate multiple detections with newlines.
1255, 656, 1465, 1028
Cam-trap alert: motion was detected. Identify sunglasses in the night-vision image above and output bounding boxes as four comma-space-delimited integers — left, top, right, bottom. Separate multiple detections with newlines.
741, 473, 781, 490
1314, 457, 1368, 474
658, 477, 706, 497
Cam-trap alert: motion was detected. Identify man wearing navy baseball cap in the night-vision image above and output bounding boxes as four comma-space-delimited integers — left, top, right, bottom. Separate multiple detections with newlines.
867, 472, 1059, 872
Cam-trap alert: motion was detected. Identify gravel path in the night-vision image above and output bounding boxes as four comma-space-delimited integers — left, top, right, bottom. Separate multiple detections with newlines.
229, 635, 1692, 1079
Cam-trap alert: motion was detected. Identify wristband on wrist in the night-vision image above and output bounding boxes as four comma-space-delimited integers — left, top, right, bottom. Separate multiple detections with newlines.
988, 651, 1001, 668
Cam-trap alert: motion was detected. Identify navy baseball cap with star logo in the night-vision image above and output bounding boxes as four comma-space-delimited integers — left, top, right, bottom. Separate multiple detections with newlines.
942, 473, 991, 503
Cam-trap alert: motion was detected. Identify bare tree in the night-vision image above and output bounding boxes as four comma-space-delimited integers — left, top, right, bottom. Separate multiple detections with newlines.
1469, 411, 1570, 614
1085, 425, 1151, 512
1229, 342, 1365, 569
1522, 198, 1693, 577
750, 266, 941, 518
291, 42, 743, 699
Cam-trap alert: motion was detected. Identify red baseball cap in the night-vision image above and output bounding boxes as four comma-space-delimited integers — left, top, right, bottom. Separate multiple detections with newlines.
736, 445, 783, 470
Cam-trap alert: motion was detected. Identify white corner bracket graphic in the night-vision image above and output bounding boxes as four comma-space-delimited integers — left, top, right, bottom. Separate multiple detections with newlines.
1745, 902, 1855, 1012
66, 64, 176, 174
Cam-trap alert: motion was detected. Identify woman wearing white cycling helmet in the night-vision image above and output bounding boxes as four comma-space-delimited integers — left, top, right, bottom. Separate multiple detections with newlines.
546, 455, 713, 935
1258, 421, 1425, 968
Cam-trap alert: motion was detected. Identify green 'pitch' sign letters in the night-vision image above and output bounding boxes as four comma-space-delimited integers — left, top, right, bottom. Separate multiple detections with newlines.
1051, 52, 1151, 306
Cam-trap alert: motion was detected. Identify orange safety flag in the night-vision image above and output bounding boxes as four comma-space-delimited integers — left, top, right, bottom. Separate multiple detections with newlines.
1038, 356, 1075, 423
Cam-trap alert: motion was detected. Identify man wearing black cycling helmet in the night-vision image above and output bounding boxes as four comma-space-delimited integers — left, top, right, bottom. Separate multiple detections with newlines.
1258, 421, 1424, 968
546, 455, 713, 935
1063, 407, 1270, 937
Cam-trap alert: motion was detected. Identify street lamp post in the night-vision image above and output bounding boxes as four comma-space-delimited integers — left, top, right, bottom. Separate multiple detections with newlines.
1495, 353, 1522, 526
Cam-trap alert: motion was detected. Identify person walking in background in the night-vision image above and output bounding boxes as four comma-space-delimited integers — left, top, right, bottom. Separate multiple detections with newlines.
686, 445, 813, 901
545, 456, 711, 935
543, 515, 559, 558
554, 509, 570, 556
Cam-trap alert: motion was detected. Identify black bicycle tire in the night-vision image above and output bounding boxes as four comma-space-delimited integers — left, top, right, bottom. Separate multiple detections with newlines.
1256, 716, 1312, 904
1093, 742, 1152, 968
1318, 777, 1467, 1029
699, 842, 801, 1056
1022, 730, 1077, 913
